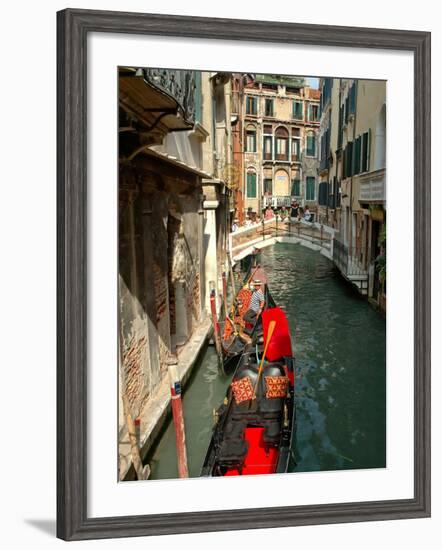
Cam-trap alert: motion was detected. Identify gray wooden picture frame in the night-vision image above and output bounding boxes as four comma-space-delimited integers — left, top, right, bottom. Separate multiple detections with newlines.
57, 8, 431, 541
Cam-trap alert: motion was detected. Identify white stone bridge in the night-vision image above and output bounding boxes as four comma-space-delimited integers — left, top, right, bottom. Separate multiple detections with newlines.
229, 218, 371, 296
229, 218, 335, 264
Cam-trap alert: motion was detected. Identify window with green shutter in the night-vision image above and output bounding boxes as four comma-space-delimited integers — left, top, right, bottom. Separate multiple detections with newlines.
292, 101, 303, 120
246, 172, 257, 198
346, 141, 354, 176
308, 104, 319, 122
306, 133, 316, 157
338, 105, 343, 148
349, 84, 356, 115
264, 98, 274, 117
246, 96, 257, 115
306, 177, 315, 201
342, 148, 347, 178
361, 131, 370, 172
354, 136, 361, 174
291, 178, 301, 196
194, 71, 202, 123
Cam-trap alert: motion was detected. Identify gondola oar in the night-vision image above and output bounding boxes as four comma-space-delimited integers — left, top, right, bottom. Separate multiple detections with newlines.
252, 319, 276, 400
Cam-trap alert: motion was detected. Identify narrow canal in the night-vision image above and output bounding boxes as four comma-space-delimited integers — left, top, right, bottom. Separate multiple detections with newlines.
148, 243, 386, 479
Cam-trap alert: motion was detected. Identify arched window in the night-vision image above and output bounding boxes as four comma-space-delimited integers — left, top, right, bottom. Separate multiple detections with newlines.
374, 104, 386, 170
275, 126, 289, 161
306, 131, 316, 157
245, 125, 257, 153
246, 168, 257, 198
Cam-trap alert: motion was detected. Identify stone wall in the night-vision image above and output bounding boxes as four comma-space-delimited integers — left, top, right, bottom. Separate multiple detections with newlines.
118, 164, 204, 421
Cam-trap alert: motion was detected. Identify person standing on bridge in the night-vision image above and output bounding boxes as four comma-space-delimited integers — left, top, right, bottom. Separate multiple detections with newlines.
265, 205, 274, 220
290, 200, 299, 221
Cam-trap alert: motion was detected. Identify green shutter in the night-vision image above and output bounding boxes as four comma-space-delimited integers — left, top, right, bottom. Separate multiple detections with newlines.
306, 177, 315, 200
354, 136, 361, 174
247, 173, 257, 198
361, 132, 369, 172
246, 96, 257, 115
349, 84, 356, 114
293, 101, 303, 120
343, 147, 347, 178
307, 134, 316, 156
346, 141, 353, 176
291, 178, 300, 196
194, 71, 202, 122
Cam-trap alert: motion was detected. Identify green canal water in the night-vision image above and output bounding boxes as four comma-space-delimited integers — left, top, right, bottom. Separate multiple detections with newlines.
148, 243, 386, 479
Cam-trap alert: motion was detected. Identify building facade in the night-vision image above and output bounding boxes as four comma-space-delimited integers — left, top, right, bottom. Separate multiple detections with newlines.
318, 77, 386, 309
232, 74, 320, 221
118, 68, 232, 479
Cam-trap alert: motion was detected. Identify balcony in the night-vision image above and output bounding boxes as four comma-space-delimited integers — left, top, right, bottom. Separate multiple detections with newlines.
359, 169, 386, 203
119, 67, 197, 138
263, 195, 292, 208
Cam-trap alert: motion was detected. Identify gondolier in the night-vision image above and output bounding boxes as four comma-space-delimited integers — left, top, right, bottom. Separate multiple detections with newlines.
219, 265, 273, 374
243, 280, 265, 325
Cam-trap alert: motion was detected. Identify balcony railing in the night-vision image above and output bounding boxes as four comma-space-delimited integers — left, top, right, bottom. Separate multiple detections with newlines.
143, 68, 197, 124
263, 195, 293, 208
359, 170, 386, 203
333, 239, 368, 280
275, 153, 289, 162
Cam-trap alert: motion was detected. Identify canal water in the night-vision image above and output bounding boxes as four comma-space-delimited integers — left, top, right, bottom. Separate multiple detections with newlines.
147, 243, 386, 479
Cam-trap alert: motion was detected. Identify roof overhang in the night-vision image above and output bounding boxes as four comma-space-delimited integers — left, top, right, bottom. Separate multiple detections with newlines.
119, 68, 195, 133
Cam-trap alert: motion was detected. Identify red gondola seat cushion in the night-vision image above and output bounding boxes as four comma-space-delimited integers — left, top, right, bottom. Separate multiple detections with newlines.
231, 376, 255, 404
265, 375, 289, 398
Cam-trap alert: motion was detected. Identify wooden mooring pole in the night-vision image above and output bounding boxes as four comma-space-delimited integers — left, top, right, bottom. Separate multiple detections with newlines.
210, 284, 222, 357
227, 252, 236, 298
122, 392, 151, 480
222, 271, 228, 316
168, 363, 189, 479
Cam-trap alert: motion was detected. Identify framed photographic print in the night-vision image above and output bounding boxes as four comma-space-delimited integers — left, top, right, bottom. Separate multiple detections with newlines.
57, 8, 431, 541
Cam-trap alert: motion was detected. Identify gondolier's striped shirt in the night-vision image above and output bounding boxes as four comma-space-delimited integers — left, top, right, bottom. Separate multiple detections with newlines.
249, 288, 265, 312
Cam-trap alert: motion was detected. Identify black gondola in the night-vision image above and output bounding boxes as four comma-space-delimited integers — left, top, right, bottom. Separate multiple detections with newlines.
201, 305, 296, 477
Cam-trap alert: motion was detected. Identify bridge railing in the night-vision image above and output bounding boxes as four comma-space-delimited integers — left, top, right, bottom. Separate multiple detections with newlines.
332, 239, 369, 280
229, 218, 335, 259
